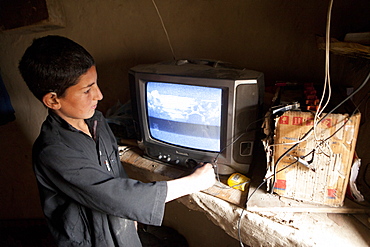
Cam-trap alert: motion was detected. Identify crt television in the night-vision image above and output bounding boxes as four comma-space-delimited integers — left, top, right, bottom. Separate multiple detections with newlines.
129, 59, 264, 174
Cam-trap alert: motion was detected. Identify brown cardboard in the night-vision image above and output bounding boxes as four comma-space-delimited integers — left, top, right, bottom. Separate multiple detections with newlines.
267, 111, 361, 207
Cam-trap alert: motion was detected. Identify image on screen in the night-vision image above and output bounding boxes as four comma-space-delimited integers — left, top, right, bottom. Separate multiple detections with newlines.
146, 81, 222, 152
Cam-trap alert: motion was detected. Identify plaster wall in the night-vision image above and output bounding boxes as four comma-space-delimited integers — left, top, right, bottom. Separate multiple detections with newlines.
0, 0, 368, 229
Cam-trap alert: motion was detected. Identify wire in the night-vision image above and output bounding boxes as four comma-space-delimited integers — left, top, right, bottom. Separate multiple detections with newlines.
214, 116, 266, 164
236, 67, 369, 247
151, 0, 176, 60
319, 95, 364, 144
236, 0, 370, 244
236, 155, 302, 246
212, 116, 266, 183
234, 76, 368, 246
313, 0, 333, 159
237, 180, 266, 247
269, 70, 370, 193
314, 0, 334, 123
266, 111, 315, 148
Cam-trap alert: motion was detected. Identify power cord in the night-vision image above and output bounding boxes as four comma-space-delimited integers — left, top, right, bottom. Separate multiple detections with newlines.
269, 70, 370, 194
212, 116, 267, 184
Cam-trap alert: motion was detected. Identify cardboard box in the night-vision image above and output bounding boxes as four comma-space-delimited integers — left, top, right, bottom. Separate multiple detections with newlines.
265, 110, 361, 207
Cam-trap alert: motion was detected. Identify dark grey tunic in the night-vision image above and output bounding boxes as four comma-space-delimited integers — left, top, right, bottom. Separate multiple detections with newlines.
33, 110, 167, 246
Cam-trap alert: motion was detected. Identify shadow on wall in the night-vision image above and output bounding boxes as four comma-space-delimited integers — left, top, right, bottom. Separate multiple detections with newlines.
0, 72, 15, 125
0, 119, 42, 219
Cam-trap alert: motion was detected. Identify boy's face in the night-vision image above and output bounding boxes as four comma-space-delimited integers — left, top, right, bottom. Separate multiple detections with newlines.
54, 66, 103, 122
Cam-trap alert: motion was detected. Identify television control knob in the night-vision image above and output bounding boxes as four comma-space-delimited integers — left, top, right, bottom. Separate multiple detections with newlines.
158, 154, 163, 159
166, 157, 171, 162
186, 159, 198, 169
174, 160, 180, 164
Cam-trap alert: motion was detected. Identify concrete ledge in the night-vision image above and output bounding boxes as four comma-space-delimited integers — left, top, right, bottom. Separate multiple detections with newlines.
119, 146, 370, 247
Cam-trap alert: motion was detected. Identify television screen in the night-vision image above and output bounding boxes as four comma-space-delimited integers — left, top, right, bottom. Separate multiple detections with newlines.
146, 81, 223, 152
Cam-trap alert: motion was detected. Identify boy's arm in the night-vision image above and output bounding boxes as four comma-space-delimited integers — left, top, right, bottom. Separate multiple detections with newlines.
165, 163, 216, 202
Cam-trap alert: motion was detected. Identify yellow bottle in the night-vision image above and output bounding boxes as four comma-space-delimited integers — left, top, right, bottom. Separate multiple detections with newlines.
227, 173, 250, 191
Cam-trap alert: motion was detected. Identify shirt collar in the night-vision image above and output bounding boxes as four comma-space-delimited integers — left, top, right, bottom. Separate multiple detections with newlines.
48, 110, 99, 133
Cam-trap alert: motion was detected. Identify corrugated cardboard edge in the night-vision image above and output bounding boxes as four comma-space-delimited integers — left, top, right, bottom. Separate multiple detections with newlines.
267, 111, 361, 207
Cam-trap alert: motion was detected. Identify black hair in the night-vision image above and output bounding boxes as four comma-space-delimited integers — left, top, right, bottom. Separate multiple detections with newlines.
18, 35, 95, 102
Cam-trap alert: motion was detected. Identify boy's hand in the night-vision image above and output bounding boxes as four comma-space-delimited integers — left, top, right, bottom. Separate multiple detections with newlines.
165, 162, 216, 202
190, 162, 216, 191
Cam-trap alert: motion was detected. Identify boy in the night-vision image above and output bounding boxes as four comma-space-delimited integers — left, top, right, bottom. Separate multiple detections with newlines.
18, 35, 215, 247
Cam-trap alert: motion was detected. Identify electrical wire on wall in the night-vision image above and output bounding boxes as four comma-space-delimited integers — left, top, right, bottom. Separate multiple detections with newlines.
268, 70, 370, 193
265, 0, 336, 175
314, 0, 334, 127
149, 1, 369, 246
235, 74, 369, 246
151, 0, 177, 60
268, 0, 334, 194
313, 0, 334, 159
267, 0, 336, 186
212, 116, 266, 184
236, 0, 370, 245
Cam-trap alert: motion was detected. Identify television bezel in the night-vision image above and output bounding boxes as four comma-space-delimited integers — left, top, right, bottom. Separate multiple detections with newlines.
129, 61, 264, 174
